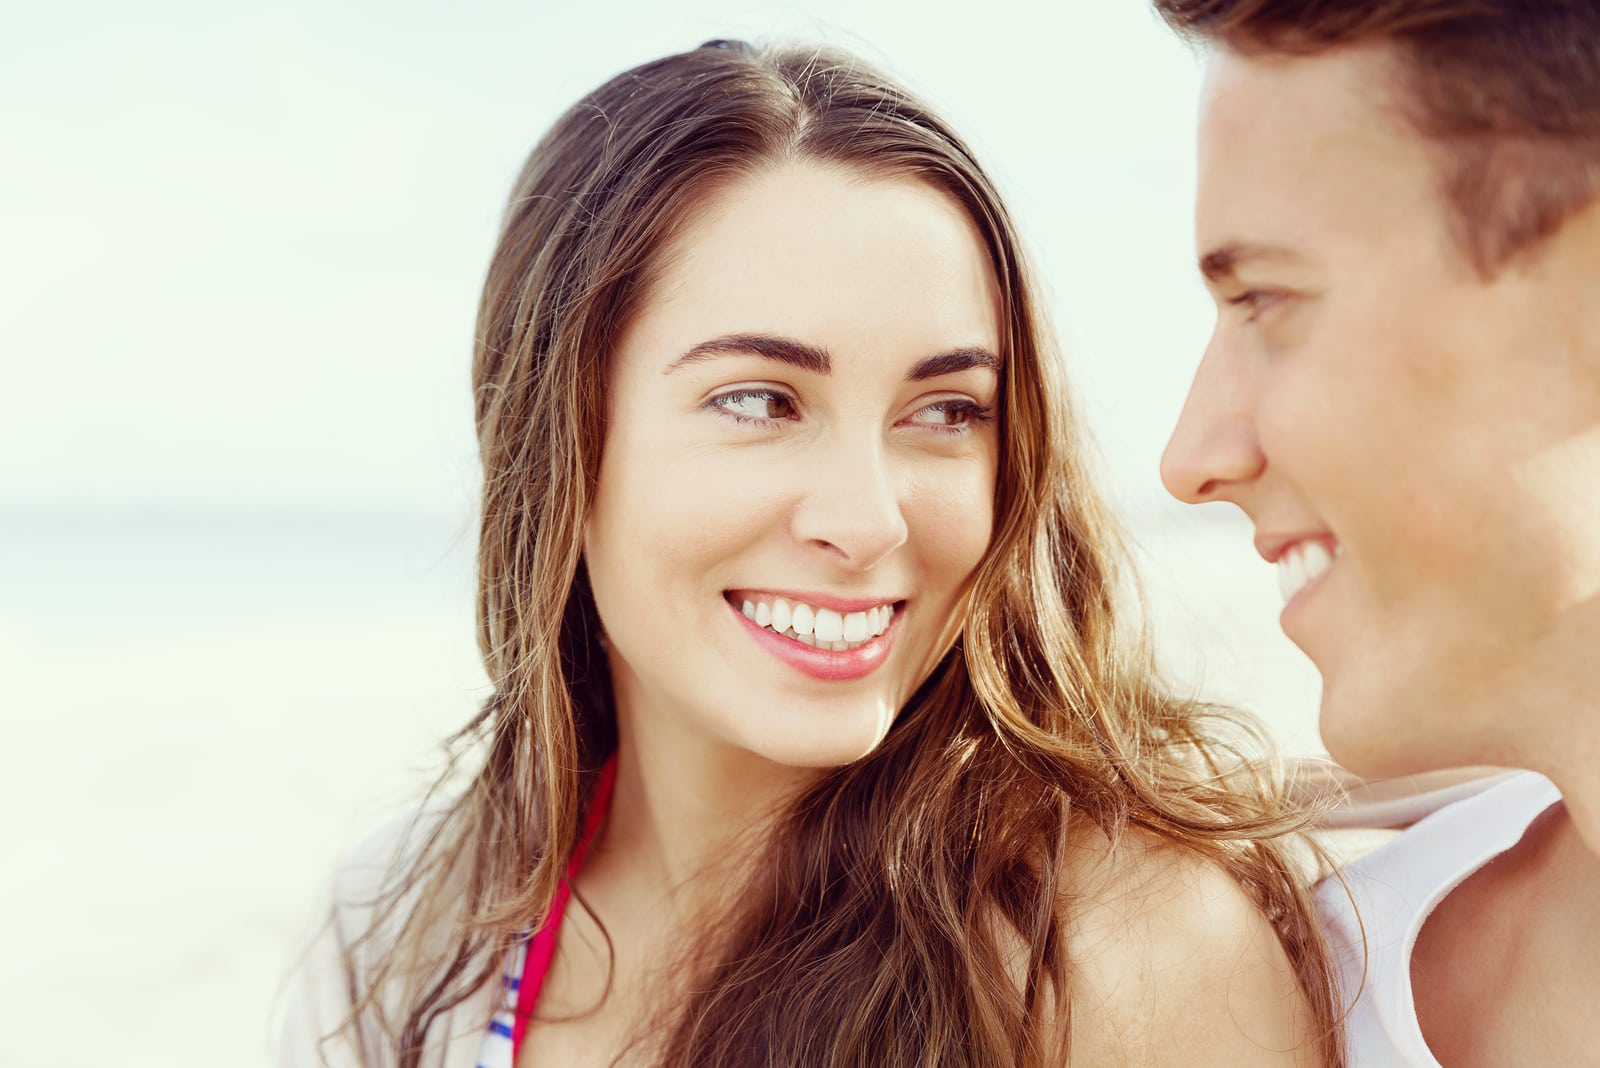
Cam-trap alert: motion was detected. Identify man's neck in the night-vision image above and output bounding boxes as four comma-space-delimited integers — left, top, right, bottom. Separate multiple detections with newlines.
1504, 590, 1600, 856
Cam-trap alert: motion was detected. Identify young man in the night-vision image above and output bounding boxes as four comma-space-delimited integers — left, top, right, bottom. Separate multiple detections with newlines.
1152, 2, 1600, 1065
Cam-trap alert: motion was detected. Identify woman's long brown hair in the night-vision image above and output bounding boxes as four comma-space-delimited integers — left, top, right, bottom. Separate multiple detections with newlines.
333, 40, 1344, 1067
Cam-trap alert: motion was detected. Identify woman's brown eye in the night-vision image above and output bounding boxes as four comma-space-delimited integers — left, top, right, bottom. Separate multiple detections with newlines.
714, 389, 797, 422
908, 399, 993, 433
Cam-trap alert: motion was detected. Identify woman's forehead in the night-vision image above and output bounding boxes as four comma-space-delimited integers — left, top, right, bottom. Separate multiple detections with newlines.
623, 162, 1003, 372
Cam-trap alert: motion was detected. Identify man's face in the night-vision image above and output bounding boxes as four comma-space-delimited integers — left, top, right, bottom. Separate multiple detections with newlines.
1161, 44, 1600, 777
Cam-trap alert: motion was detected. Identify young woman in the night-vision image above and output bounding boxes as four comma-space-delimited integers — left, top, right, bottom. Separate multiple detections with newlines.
281, 40, 1342, 1067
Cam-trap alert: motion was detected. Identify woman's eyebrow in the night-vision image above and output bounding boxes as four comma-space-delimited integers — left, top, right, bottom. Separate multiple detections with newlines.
906, 347, 1000, 381
666, 334, 830, 374
666, 334, 999, 380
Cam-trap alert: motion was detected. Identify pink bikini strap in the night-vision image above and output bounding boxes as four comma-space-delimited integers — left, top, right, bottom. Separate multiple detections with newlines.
510, 757, 618, 1052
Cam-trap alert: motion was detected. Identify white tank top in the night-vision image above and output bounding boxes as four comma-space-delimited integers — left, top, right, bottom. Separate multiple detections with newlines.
1314, 770, 1562, 1066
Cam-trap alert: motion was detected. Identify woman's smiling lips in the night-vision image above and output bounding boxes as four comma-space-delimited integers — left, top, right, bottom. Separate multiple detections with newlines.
724, 589, 904, 681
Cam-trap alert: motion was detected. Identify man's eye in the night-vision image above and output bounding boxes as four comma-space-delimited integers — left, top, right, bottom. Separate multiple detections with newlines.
710, 389, 796, 423
1227, 289, 1284, 321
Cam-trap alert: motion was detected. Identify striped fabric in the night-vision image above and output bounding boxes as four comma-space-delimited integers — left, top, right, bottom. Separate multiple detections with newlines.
474, 759, 618, 1068
473, 943, 526, 1068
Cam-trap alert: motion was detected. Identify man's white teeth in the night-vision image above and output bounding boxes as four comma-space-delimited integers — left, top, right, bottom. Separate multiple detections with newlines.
738, 595, 895, 650
1278, 541, 1337, 604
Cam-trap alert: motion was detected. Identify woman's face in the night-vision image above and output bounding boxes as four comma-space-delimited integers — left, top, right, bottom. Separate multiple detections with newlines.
584, 161, 1002, 769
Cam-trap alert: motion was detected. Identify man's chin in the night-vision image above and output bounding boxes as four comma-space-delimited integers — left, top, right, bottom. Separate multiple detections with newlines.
1316, 678, 1441, 783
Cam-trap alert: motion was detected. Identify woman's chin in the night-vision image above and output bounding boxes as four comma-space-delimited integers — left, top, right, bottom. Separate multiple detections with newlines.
729, 705, 897, 772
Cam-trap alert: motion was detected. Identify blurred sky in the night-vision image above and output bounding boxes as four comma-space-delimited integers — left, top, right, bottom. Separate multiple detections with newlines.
2, 0, 1215, 525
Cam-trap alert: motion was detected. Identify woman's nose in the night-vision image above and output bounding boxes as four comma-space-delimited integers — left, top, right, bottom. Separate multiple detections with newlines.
790, 439, 910, 571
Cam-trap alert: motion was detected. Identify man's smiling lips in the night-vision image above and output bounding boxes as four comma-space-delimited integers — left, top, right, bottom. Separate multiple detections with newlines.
723, 588, 905, 680
1254, 534, 1342, 606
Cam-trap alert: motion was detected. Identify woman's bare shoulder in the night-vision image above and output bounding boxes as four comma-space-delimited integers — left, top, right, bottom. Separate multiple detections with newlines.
1061, 825, 1323, 1067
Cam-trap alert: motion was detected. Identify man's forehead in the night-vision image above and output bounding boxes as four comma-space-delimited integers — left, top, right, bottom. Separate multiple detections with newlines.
1198, 46, 1400, 187
1194, 44, 1434, 267
1200, 41, 1401, 125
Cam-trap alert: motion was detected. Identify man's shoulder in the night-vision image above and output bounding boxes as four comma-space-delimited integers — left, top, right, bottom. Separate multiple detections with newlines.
1310, 772, 1566, 1066
1314, 770, 1561, 929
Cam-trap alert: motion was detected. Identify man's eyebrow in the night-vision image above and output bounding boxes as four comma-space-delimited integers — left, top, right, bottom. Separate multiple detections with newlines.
1199, 241, 1302, 285
665, 334, 830, 374
906, 347, 1001, 381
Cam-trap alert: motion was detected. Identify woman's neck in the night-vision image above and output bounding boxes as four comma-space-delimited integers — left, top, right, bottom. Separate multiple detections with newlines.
592, 704, 820, 923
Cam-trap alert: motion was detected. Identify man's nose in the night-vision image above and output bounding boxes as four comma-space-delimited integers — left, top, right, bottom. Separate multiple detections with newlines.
1160, 335, 1265, 505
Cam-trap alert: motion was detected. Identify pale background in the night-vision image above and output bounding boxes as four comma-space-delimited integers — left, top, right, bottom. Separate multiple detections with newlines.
0, 2, 1322, 1065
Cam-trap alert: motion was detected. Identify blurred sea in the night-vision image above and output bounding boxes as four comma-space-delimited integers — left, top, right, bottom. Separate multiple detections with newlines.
0, 505, 1320, 1068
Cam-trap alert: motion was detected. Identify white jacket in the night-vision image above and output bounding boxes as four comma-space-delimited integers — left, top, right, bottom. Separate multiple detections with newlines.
277, 810, 500, 1068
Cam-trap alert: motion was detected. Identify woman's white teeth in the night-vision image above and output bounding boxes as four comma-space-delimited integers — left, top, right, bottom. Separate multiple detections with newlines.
842, 611, 867, 642
1278, 541, 1337, 604
792, 602, 815, 637
814, 608, 843, 642
738, 595, 895, 650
